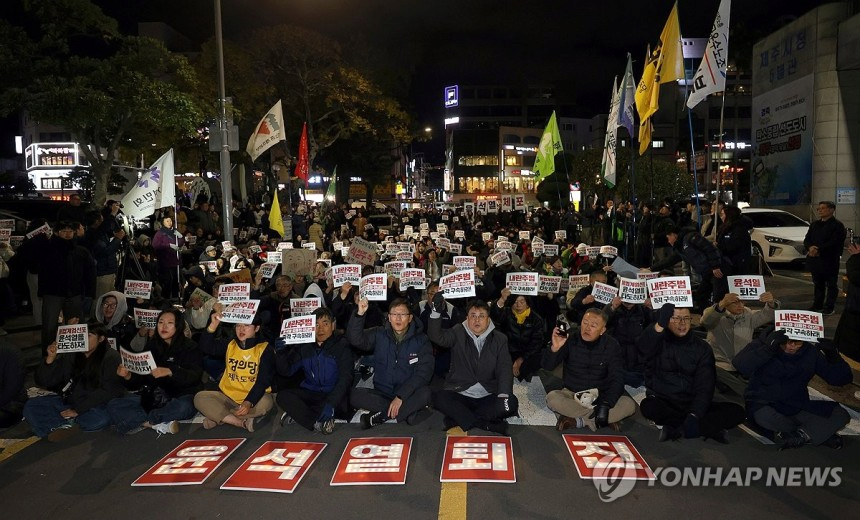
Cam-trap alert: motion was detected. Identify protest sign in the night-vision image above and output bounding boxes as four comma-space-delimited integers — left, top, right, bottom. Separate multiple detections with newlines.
555, 230, 567, 240
482, 232, 492, 242
384, 261, 407, 277
266, 251, 282, 264
600, 245, 618, 257
440, 436, 515, 483
775, 310, 824, 343
200, 261, 218, 274
249, 245, 262, 255
120, 348, 157, 375
490, 251, 510, 267
646, 276, 693, 309
220, 300, 260, 324
455, 230, 465, 239
124, 280, 152, 300
727, 275, 766, 300
134, 308, 161, 329
0, 228, 10, 245
10, 235, 23, 249
618, 277, 647, 304
440, 269, 475, 298
436, 223, 447, 233
568, 274, 590, 294
258, 262, 279, 279
586, 246, 601, 257
591, 281, 618, 305
518, 230, 530, 241
531, 238, 545, 256
282, 249, 317, 277
332, 264, 362, 288
636, 271, 660, 281
132, 439, 246, 487
449, 243, 462, 255
220, 441, 326, 494
506, 272, 539, 296
544, 244, 559, 257
332, 241, 344, 252
331, 437, 412, 486
610, 256, 640, 280
359, 273, 387, 301
302, 242, 317, 250
26, 223, 51, 239
562, 434, 655, 481
56, 324, 89, 353
496, 240, 513, 253
0, 219, 14, 229
576, 244, 589, 256
278, 241, 294, 250
280, 315, 317, 344
290, 297, 322, 317
539, 275, 562, 294
218, 283, 251, 303
395, 250, 413, 262
399, 268, 427, 291
453, 256, 476, 271
436, 237, 451, 250
345, 237, 378, 266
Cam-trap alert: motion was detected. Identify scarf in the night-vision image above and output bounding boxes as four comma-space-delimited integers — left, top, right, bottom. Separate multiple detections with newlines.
512, 307, 531, 325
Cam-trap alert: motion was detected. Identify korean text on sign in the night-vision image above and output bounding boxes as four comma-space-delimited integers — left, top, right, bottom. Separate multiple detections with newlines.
440, 270, 475, 298
646, 276, 693, 309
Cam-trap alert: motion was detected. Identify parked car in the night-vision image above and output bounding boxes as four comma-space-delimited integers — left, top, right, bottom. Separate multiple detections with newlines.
743, 208, 809, 264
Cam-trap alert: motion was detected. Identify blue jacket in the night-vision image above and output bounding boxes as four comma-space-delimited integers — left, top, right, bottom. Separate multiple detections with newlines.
277, 333, 353, 408
346, 312, 433, 400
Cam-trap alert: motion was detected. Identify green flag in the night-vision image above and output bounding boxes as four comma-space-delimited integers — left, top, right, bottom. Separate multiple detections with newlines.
533, 111, 563, 183
324, 166, 337, 203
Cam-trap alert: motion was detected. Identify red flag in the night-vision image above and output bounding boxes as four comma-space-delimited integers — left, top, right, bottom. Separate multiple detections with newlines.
294, 122, 309, 186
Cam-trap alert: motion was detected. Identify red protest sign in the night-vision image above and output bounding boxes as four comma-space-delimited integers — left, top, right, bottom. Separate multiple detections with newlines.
220, 441, 327, 494
439, 436, 515, 483
562, 434, 655, 480
330, 437, 412, 486
132, 438, 245, 486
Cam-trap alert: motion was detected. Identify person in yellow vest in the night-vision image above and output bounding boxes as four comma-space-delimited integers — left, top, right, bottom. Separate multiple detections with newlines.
194, 313, 275, 431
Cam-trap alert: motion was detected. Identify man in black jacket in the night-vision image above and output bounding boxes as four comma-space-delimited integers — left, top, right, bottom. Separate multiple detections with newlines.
651, 226, 729, 312
543, 308, 636, 431
803, 201, 847, 315
638, 303, 745, 443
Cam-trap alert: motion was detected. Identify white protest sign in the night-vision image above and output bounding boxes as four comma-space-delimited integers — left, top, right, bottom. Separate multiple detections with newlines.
249, 245, 262, 254
496, 240, 513, 253
290, 297, 322, 317
201, 261, 218, 274
646, 276, 693, 309
258, 262, 279, 279
133, 308, 161, 329
482, 232, 492, 242
280, 315, 317, 344
539, 275, 562, 294
490, 251, 510, 267
449, 243, 462, 254
395, 250, 413, 262
455, 230, 465, 239
506, 272, 539, 296
404, 225, 413, 235
619, 277, 647, 304
0, 228, 10, 245
120, 348, 157, 375
359, 273, 387, 301
636, 271, 661, 281
532, 239, 545, 256
775, 310, 824, 343
728, 275, 766, 301
436, 237, 451, 250
220, 299, 261, 324
555, 230, 567, 240
399, 268, 427, 291
56, 324, 89, 353
218, 283, 251, 303
266, 251, 282, 264
440, 269, 475, 298
124, 280, 152, 300
568, 274, 590, 294
345, 237, 378, 266
453, 256, 476, 271
332, 264, 362, 288
600, 245, 618, 257
586, 246, 601, 257
302, 242, 317, 250
382, 260, 406, 277
544, 244, 559, 257
332, 241, 344, 253
518, 230, 530, 241
576, 244, 589, 256
26, 223, 52, 239
430, 232, 440, 240
591, 281, 618, 305
436, 223, 447, 233
0, 219, 14, 229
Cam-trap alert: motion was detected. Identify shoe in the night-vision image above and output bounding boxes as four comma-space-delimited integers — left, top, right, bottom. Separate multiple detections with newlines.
279, 412, 294, 427
125, 425, 146, 435
243, 417, 255, 433
821, 433, 843, 450
152, 421, 179, 436
442, 417, 458, 432
202, 418, 218, 430
658, 425, 682, 442
822, 308, 835, 316
318, 418, 335, 435
777, 429, 810, 451
360, 411, 385, 430
482, 419, 509, 436
47, 422, 80, 443
556, 415, 577, 432
704, 429, 729, 444
406, 408, 433, 426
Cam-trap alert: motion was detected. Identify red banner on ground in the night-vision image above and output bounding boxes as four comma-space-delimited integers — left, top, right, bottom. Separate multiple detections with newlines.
220, 441, 327, 493
439, 436, 515, 483
132, 438, 246, 486
330, 437, 412, 486
562, 434, 655, 480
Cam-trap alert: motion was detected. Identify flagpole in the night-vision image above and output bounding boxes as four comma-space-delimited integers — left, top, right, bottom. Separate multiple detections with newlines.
713, 93, 727, 239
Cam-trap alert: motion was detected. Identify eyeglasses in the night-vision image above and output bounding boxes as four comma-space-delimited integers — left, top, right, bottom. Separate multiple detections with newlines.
102, 302, 118, 309
670, 316, 693, 324
468, 314, 489, 319
389, 313, 411, 318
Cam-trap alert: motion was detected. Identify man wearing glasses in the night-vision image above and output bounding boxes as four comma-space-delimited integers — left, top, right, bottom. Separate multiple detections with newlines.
347, 298, 434, 428
428, 295, 518, 435
638, 303, 745, 443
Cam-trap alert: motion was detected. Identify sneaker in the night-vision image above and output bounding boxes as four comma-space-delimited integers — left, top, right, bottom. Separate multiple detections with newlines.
406, 408, 433, 426
47, 422, 80, 443
318, 418, 335, 435
482, 419, 509, 436
360, 411, 385, 430
152, 421, 179, 436
777, 429, 810, 451
279, 412, 294, 427
821, 433, 843, 450
243, 417, 256, 433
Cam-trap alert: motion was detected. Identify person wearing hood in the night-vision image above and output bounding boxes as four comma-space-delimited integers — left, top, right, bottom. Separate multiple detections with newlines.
194, 312, 275, 432
94, 291, 137, 348
108, 308, 203, 435
428, 296, 517, 435
347, 298, 434, 428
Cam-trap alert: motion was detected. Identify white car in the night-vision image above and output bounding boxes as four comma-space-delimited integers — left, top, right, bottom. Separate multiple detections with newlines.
743, 208, 809, 264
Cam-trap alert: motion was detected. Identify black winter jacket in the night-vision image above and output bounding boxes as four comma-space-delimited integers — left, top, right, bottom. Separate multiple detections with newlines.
542, 333, 625, 407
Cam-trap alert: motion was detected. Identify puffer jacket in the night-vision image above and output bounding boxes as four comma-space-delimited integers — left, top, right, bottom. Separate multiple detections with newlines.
542, 332, 625, 407
490, 304, 546, 362
428, 317, 513, 396
277, 333, 353, 409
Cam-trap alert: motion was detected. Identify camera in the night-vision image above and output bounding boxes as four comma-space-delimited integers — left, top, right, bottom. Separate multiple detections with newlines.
556, 317, 569, 337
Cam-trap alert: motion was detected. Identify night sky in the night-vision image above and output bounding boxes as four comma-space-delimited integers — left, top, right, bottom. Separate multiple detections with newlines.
1, 0, 833, 158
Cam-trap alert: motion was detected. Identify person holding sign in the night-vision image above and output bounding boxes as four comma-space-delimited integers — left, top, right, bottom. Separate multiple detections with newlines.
93, 291, 137, 348
605, 296, 651, 387
417, 282, 465, 377
194, 312, 275, 432
275, 308, 353, 435
347, 298, 434, 428
566, 271, 609, 325
428, 295, 518, 435
23, 322, 125, 441
107, 309, 203, 436
491, 289, 546, 382
638, 304, 745, 444
733, 330, 851, 450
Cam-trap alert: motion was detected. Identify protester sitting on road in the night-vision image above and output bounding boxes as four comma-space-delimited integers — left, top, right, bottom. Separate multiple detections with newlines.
275, 307, 353, 434
23, 321, 125, 441
491, 288, 546, 382
347, 298, 434, 428
0, 343, 27, 428
544, 308, 637, 432
733, 330, 851, 450
107, 308, 203, 436
605, 296, 651, 387
429, 296, 518, 435
93, 291, 137, 349
700, 291, 779, 403
638, 304, 745, 443
194, 312, 275, 432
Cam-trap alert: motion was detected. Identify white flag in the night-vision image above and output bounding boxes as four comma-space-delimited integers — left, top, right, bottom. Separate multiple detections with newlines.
121, 149, 175, 220
246, 100, 286, 162
600, 77, 621, 188
687, 0, 731, 109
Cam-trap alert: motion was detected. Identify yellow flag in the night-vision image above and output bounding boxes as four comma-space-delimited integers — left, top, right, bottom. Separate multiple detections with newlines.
635, 45, 658, 123
268, 192, 285, 238
638, 120, 652, 156
657, 2, 684, 85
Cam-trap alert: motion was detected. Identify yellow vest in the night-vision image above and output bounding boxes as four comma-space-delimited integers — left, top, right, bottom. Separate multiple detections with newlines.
219, 339, 271, 404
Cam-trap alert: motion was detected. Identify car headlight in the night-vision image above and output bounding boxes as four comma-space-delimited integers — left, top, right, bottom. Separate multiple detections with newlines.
763, 234, 793, 244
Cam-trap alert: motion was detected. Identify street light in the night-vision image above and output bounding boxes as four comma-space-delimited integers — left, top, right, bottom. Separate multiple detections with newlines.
214, 0, 233, 242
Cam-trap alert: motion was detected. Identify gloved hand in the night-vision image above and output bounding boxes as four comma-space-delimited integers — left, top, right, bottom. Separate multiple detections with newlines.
318, 404, 335, 422
590, 402, 611, 429
495, 394, 512, 417
682, 413, 700, 438
272, 338, 288, 353
816, 338, 841, 363
657, 303, 676, 329
432, 291, 446, 313
764, 329, 789, 354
